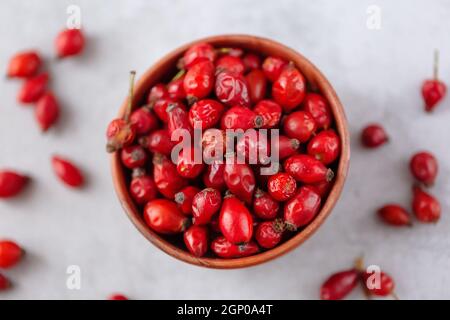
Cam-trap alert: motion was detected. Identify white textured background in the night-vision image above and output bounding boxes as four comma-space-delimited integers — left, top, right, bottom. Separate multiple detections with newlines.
1, 0, 449, 300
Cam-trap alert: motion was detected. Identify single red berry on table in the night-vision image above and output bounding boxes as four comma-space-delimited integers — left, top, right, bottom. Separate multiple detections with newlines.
167, 74, 186, 100
412, 185, 441, 223
224, 162, 256, 204
130, 107, 158, 136
109, 294, 128, 300
0, 170, 29, 198
202, 161, 226, 191
55, 28, 85, 58
140, 129, 175, 156
320, 269, 359, 300
283, 111, 317, 143
188, 99, 225, 130
147, 83, 169, 106
121, 145, 148, 169
215, 70, 251, 107
284, 154, 334, 184
52, 156, 84, 188
245, 69, 267, 103
177, 146, 204, 179
253, 189, 280, 220
284, 186, 321, 230
174, 186, 200, 215
361, 124, 388, 148
409, 151, 438, 186
184, 225, 208, 257
262, 56, 287, 82
0, 240, 24, 268
377, 204, 411, 226
182, 42, 216, 69
153, 153, 187, 199
272, 64, 306, 112
35, 92, 60, 131
144, 199, 189, 234
255, 220, 285, 249
253, 99, 282, 129
211, 236, 259, 258
307, 129, 341, 165
242, 53, 261, 72
7, 50, 41, 78
422, 50, 447, 112
268, 172, 297, 202
276, 135, 300, 160
183, 60, 215, 103
220, 105, 263, 130
219, 195, 254, 244
302, 93, 332, 130
17, 73, 49, 104
216, 55, 245, 74
192, 188, 222, 225
129, 169, 157, 205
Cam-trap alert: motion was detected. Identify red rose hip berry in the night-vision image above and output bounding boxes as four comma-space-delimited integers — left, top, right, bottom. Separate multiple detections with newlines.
276, 136, 300, 160
272, 64, 306, 112
320, 269, 359, 300
189, 99, 225, 130
144, 199, 189, 234
7, 50, 41, 78
307, 129, 341, 165
409, 151, 438, 186
17, 73, 49, 104
253, 100, 282, 129
221, 106, 263, 130
35, 92, 60, 131
242, 53, 261, 71
302, 93, 332, 130
253, 189, 280, 220
255, 220, 285, 249
422, 50, 447, 112
175, 186, 200, 215
284, 186, 321, 230
184, 225, 208, 257
219, 195, 254, 244
361, 124, 388, 148
192, 188, 222, 225
224, 162, 256, 204
245, 69, 267, 103
52, 156, 84, 188
140, 129, 175, 156
284, 154, 334, 184
283, 111, 316, 143
0, 240, 24, 268
377, 204, 412, 226
0, 170, 29, 198
130, 108, 158, 135
0, 273, 10, 291
129, 169, 157, 205
55, 28, 85, 58
216, 55, 245, 75
153, 153, 187, 199
121, 145, 148, 169
268, 172, 297, 202
215, 70, 251, 108
183, 60, 215, 103
177, 147, 204, 179
211, 236, 259, 258
182, 42, 216, 69
202, 161, 226, 191
412, 186, 441, 223
262, 56, 287, 82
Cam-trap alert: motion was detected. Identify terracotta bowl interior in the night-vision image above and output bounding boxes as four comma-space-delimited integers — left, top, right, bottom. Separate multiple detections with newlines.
111, 34, 350, 269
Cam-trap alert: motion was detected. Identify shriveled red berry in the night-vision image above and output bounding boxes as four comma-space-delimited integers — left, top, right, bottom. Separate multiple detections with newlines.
121, 145, 148, 169
35, 92, 60, 131
262, 56, 287, 82
184, 60, 215, 102
272, 64, 306, 112
236, 131, 270, 165
221, 106, 263, 130
130, 107, 158, 136
129, 169, 157, 205
153, 153, 187, 199
361, 124, 388, 148
284, 154, 334, 184
144, 199, 189, 234
202, 129, 227, 161
189, 99, 224, 129
0, 273, 10, 291
167, 102, 192, 140
55, 28, 85, 58
224, 162, 256, 204
52, 155, 84, 188
253, 100, 282, 129
7, 50, 41, 78
152, 98, 185, 123
109, 294, 128, 300
192, 188, 222, 225
174, 186, 200, 215
302, 93, 332, 130
0, 170, 29, 198
253, 189, 280, 220
0, 240, 23, 268
412, 186, 441, 223
184, 225, 208, 257
245, 69, 267, 103
410, 151, 438, 186
219, 195, 254, 244
147, 83, 169, 106
202, 161, 226, 191
276, 136, 300, 160
268, 173, 297, 202
106, 119, 136, 153
182, 42, 216, 69
140, 129, 175, 156
242, 53, 261, 72
17, 73, 49, 104
167, 74, 186, 100
215, 70, 250, 107
177, 147, 204, 179
255, 220, 285, 249
283, 111, 316, 143
216, 55, 245, 74
211, 236, 259, 258
320, 269, 359, 300
307, 129, 341, 165
284, 186, 321, 230
377, 204, 411, 226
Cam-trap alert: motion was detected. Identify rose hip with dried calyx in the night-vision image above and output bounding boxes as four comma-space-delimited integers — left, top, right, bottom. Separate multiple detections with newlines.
253, 99, 282, 129
307, 129, 341, 165
7, 50, 41, 78
121, 145, 148, 169
129, 168, 157, 205
211, 236, 259, 258
175, 186, 200, 215
284, 154, 334, 184
188, 99, 224, 130
219, 194, 254, 244
184, 225, 208, 257
361, 124, 388, 148
35, 92, 60, 132
0, 240, 24, 268
422, 50, 447, 112
144, 199, 189, 234
268, 172, 297, 202
409, 151, 438, 186
412, 185, 441, 223
276, 136, 300, 160
52, 155, 84, 188
220, 105, 263, 130
0, 170, 29, 198
255, 219, 285, 249
377, 204, 412, 227
355, 257, 398, 299
192, 188, 222, 225
55, 28, 85, 58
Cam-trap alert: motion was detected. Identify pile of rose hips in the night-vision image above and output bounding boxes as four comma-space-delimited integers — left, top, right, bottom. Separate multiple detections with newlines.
106, 42, 341, 259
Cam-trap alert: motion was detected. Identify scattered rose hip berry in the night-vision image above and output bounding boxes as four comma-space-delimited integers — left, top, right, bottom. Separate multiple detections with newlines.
361, 124, 389, 148
55, 28, 85, 58
7, 50, 41, 78
51, 155, 84, 188
422, 50, 446, 112
0, 240, 24, 268
412, 185, 441, 223
320, 268, 359, 300
409, 151, 438, 186
0, 170, 29, 199
377, 204, 412, 227
17, 73, 49, 104
35, 92, 60, 131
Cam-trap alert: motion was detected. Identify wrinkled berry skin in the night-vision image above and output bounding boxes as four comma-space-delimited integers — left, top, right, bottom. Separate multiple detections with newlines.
284, 154, 334, 184
211, 236, 259, 258
184, 60, 215, 101
320, 269, 359, 300
219, 196, 254, 244
224, 162, 256, 204
0, 240, 23, 268
255, 221, 284, 249
106, 119, 136, 153
253, 189, 280, 220
215, 70, 250, 108
167, 102, 192, 139
130, 173, 157, 205
52, 156, 84, 188
422, 79, 446, 112
147, 83, 169, 105
130, 108, 158, 136
153, 154, 187, 199
409, 151, 438, 186
236, 131, 270, 165
184, 225, 208, 257
377, 204, 411, 226
221, 106, 263, 130
262, 56, 287, 82
141, 129, 175, 156
192, 188, 222, 225
216, 55, 245, 75
284, 186, 321, 230
268, 172, 297, 202
283, 111, 316, 143
0, 170, 29, 198
18, 73, 49, 104
177, 147, 204, 179
121, 145, 148, 169
174, 186, 200, 215
412, 186, 441, 223
35, 92, 60, 131
302, 93, 332, 129
362, 271, 395, 297
55, 28, 85, 58
202, 161, 226, 191
272, 65, 306, 112
361, 124, 388, 148
182, 42, 216, 69
189, 99, 224, 130
246, 69, 267, 103
253, 100, 282, 129
144, 199, 189, 234
7, 51, 41, 78
276, 136, 300, 160
307, 129, 341, 165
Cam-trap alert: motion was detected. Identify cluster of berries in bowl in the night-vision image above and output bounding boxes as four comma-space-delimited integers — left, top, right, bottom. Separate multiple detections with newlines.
107, 35, 349, 268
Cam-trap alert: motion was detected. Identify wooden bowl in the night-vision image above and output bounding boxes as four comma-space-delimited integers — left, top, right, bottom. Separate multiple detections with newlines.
111, 34, 350, 269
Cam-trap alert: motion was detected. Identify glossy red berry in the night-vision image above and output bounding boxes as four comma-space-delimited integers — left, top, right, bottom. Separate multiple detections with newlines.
121, 145, 148, 169
284, 186, 321, 230
189, 99, 225, 130
422, 50, 446, 112
410, 151, 438, 186
0, 273, 10, 291
184, 60, 215, 102
153, 153, 187, 199
219, 195, 254, 244
17, 73, 49, 104
221, 106, 263, 130
0, 170, 29, 198
268, 172, 297, 202
245, 69, 267, 103
262, 56, 287, 82
177, 147, 204, 179
253, 100, 282, 129
144, 199, 189, 234
182, 42, 216, 69
253, 189, 280, 220
307, 180, 332, 198
109, 294, 128, 300
284, 154, 334, 184
224, 162, 256, 204
361, 124, 388, 148
52, 156, 84, 188
215, 70, 251, 107
412, 186, 441, 223
361, 270, 396, 297
202, 161, 226, 191
216, 55, 245, 74
167, 74, 186, 100
0, 240, 23, 268
129, 169, 157, 205
236, 131, 270, 165
167, 102, 192, 140
130, 108, 158, 135
320, 269, 359, 300
283, 111, 316, 143
35, 92, 60, 131
242, 53, 261, 71
302, 93, 332, 130
152, 98, 184, 123
272, 64, 306, 112
140, 129, 175, 156
7, 50, 41, 78
147, 83, 169, 106
174, 186, 200, 215
377, 204, 412, 226
307, 129, 341, 165
211, 236, 259, 258
276, 136, 300, 160
184, 225, 208, 257
55, 28, 85, 58
255, 220, 285, 249
192, 188, 222, 225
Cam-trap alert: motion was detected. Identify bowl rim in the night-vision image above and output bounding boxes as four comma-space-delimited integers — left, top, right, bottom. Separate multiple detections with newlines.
111, 34, 350, 269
